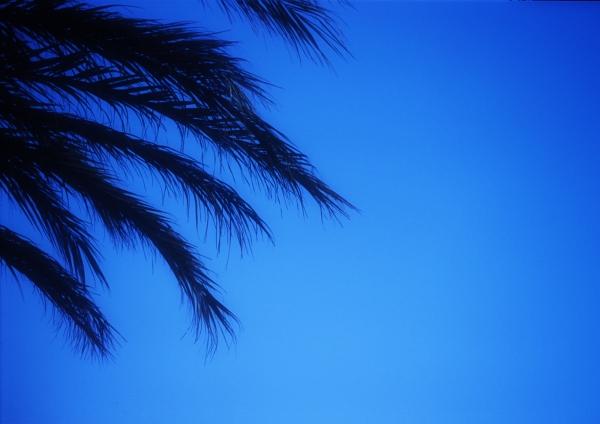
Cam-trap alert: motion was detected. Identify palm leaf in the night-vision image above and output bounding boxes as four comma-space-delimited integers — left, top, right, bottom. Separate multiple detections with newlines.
212, 0, 352, 66
0, 225, 118, 359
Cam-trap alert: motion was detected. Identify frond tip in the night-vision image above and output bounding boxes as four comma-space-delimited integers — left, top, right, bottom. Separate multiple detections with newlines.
0, 226, 119, 359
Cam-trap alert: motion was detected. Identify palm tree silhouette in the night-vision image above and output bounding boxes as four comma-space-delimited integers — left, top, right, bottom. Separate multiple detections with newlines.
0, 0, 355, 359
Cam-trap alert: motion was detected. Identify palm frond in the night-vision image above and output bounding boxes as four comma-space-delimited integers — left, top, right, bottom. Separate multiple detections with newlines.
213, 0, 352, 66
4, 135, 238, 352
0, 131, 106, 287
5, 97, 273, 251
0, 225, 118, 359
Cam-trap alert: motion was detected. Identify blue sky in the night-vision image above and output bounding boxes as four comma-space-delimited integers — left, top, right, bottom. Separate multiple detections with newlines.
2, 1, 600, 423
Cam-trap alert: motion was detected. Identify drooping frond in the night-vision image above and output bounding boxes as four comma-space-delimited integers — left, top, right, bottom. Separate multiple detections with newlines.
6, 102, 273, 252
0, 0, 355, 358
0, 226, 118, 359
212, 0, 352, 66
3, 130, 240, 351
0, 135, 106, 287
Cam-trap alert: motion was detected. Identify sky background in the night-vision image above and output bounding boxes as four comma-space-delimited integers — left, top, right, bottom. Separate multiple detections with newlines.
2, 1, 600, 423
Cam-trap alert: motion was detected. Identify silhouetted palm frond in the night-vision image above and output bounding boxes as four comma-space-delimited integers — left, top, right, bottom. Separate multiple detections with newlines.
0, 226, 117, 358
0, 0, 355, 359
212, 0, 352, 66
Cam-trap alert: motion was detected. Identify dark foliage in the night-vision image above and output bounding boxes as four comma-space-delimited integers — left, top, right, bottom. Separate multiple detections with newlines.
0, 0, 354, 359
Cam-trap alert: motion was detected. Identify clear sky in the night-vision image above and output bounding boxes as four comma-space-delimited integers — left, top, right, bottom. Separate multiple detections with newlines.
2, 1, 600, 423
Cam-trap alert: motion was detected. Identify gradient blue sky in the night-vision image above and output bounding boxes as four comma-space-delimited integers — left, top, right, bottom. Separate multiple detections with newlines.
2, 1, 600, 423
